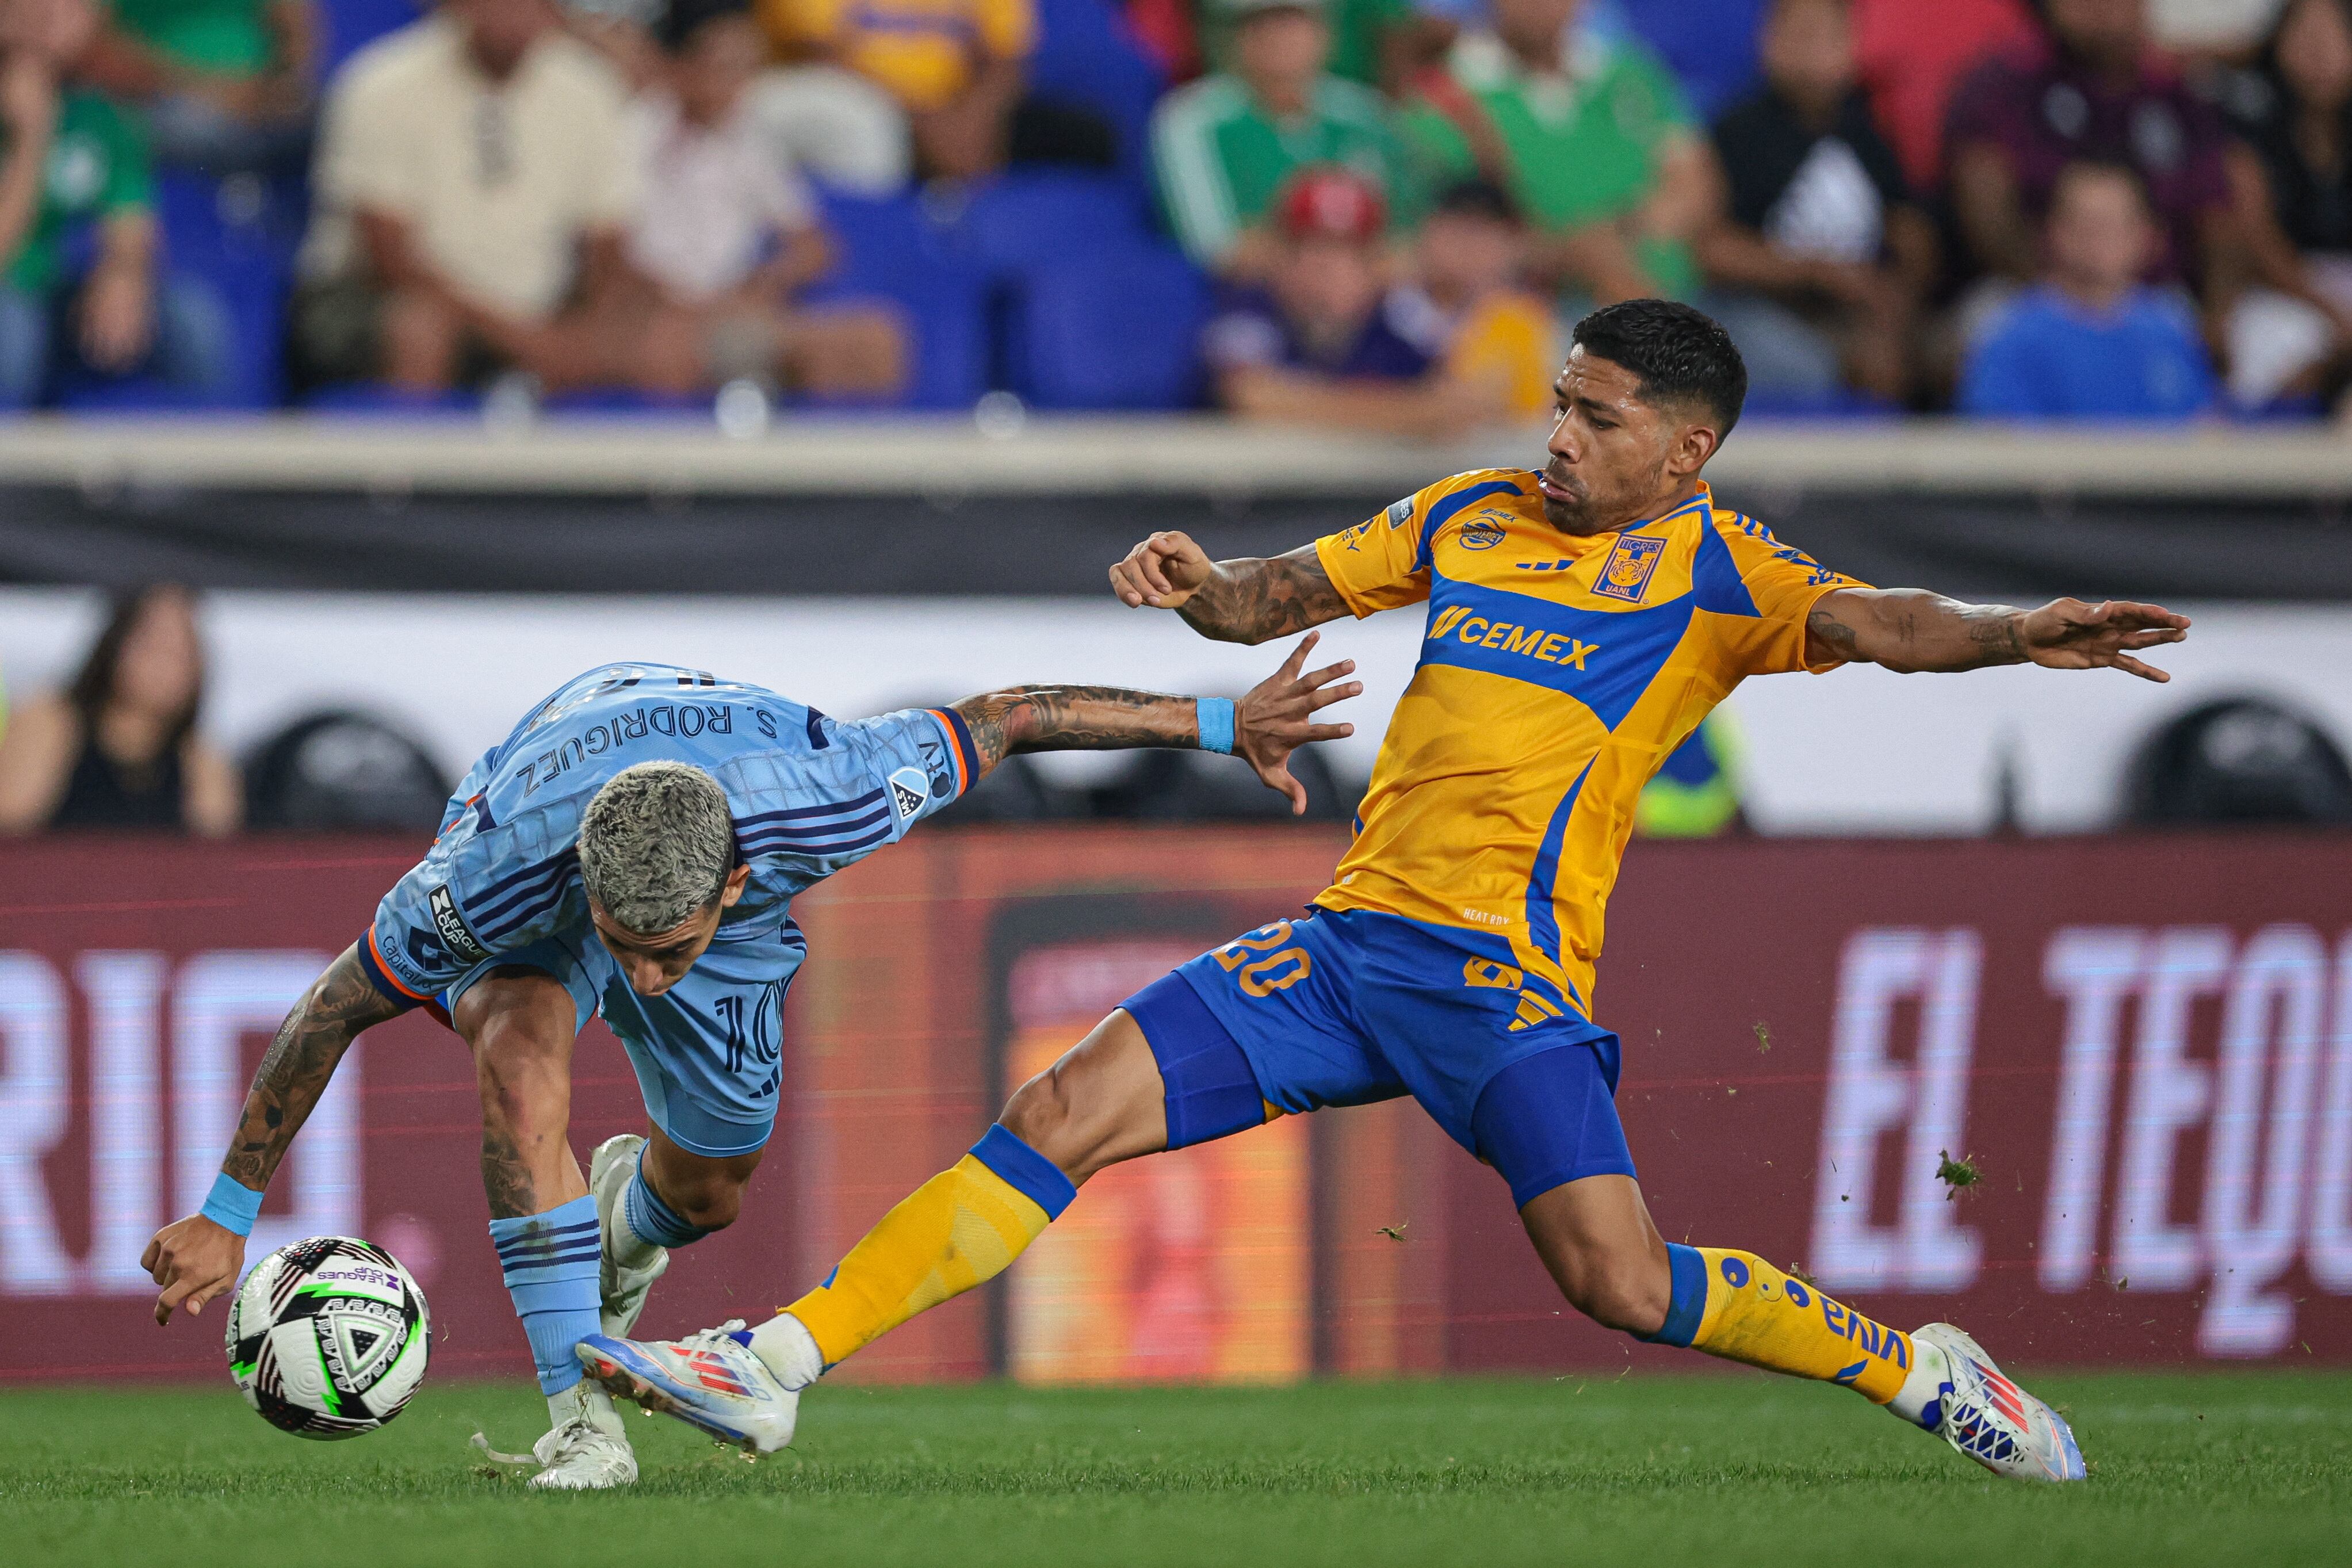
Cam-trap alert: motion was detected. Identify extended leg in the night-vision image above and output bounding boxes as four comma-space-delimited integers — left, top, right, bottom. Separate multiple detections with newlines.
1518, 1174, 2083, 1482
756, 1007, 1169, 1380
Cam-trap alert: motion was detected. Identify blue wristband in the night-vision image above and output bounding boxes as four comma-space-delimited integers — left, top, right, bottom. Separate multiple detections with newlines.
1196, 697, 1236, 756
201, 1172, 264, 1237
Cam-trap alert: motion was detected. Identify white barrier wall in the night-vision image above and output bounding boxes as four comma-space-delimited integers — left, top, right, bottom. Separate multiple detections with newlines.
3, 587, 2349, 833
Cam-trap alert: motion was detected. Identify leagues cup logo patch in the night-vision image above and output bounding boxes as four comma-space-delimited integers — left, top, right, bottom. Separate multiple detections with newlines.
889, 766, 929, 821
429, 884, 489, 965
1593, 532, 1666, 603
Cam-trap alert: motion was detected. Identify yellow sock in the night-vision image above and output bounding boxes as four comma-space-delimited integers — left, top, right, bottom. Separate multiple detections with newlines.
784, 1126, 1076, 1367
1651, 1244, 1913, 1404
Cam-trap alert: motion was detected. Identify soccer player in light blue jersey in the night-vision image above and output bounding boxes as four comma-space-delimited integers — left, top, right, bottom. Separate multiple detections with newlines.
140, 652, 1359, 1487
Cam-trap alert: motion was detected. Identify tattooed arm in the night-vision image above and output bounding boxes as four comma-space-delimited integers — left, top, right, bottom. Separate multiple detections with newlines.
1803, 588, 2190, 682
141, 943, 399, 1324
951, 632, 1361, 814
1108, 534, 1349, 646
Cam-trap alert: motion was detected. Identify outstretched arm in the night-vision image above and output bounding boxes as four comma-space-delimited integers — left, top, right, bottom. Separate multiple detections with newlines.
1107, 531, 1351, 645
1805, 589, 2191, 681
951, 632, 1361, 814
141, 943, 400, 1324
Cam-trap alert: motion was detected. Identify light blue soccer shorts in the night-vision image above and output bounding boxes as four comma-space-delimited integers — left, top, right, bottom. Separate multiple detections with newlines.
443, 921, 804, 1158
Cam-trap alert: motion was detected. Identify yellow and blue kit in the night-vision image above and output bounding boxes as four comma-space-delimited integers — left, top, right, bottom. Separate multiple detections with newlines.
1125, 470, 1867, 1206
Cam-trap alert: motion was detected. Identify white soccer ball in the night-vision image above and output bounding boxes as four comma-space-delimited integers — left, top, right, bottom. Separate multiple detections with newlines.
224, 1236, 430, 1440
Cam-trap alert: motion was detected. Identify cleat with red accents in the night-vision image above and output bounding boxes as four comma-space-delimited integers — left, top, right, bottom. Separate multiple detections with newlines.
1911, 1322, 2087, 1483
575, 1320, 798, 1454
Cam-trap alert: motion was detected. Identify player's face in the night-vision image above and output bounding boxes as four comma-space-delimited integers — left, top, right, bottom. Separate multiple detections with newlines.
589, 864, 752, 995
1539, 347, 1699, 536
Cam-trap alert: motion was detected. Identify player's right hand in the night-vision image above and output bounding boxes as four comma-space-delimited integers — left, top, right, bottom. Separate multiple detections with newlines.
143, 1214, 247, 1326
1109, 530, 1217, 610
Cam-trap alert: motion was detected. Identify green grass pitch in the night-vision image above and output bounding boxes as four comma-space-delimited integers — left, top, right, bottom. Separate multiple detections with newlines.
6, 1372, 2349, 1567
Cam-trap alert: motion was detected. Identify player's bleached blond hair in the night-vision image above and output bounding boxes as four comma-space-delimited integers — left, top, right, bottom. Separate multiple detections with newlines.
578, 762, 735, 935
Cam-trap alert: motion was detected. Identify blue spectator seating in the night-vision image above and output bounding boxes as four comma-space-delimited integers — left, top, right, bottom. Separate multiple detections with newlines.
1024, 0, 1168, 194
808, 189, 992, 409
1619, 0, 1766, 117
1013, 242, 1208, 408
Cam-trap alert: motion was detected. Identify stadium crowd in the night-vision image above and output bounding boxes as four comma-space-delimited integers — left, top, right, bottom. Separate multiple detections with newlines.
0, 0, 2346, 423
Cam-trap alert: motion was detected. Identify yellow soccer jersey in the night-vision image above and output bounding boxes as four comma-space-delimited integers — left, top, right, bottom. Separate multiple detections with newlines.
1311, 468, 1867, 1018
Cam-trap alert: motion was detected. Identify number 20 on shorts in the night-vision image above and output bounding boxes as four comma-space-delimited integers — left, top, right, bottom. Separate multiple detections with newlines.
1213, 921, 1312, 996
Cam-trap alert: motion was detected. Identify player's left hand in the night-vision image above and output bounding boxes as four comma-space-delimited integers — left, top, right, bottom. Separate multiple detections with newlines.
1236, 630, 1361, 814
142, 1213, 247, 1326
2017, 599, 2192, 683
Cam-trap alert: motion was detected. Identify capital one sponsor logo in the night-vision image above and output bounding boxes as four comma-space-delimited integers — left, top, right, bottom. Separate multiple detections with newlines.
1813, 924, 2352, 1356
0, 949, 359, 1297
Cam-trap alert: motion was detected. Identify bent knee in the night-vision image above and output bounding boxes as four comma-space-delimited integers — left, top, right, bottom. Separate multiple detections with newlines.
1571, 1279, 1665, 1335
668, 1183, 744, 1232
1567, 1268, 1672, 1337
999, 1066, 1074, 1158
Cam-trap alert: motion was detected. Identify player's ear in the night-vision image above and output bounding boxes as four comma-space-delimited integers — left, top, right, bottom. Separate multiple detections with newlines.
1668, 419, 1719, 479
719, 862, 752, 906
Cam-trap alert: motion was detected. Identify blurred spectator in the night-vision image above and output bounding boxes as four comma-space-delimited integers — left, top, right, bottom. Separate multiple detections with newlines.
2150, 0, 2285, 55
1634, 711, 1743, 836
760, 0, 1108, 179
1152, 0, 1402, 276
1697, 0, 1935, 403
1849, 0, 2035, 190
292, 0, 640, 394
1389, 178, 1556, 419
1198, 0, 1441, 91
78, 0, 317, 174
619, 0, 903, 396
557, 0, 911, 192
0, 0, 233, 405
1959, 160, 2217, 419
1402, 0, 1719, 304
2216, 0, 2352, 407
0, 584, 240, 835
1202, 164, 1505, 436
1944, 0, 2235, 336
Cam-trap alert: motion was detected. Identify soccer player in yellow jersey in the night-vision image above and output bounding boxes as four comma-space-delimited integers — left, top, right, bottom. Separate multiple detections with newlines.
582, 300, 2189, 1484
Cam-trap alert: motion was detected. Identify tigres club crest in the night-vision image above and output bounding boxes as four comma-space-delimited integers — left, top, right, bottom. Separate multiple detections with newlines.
1593, 531, 1666, 603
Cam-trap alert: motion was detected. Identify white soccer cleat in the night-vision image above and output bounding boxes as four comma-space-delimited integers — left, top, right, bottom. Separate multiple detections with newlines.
1911, 1322, 2087, 1483
590, 1133, 668, 1336
525, 1415, 640, 1490
576, 1320, 800, 1455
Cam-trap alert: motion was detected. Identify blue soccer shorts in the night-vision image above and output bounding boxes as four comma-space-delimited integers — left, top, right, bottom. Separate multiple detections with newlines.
443, 922, 802, 1159
1121, 906, 1634, 1208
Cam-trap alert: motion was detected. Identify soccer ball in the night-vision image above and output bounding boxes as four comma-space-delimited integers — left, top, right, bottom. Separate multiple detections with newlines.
224, 1236, 430, 1439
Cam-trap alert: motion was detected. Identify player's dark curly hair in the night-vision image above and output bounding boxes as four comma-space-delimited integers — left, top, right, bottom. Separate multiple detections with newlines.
1570, 299, 1748, 439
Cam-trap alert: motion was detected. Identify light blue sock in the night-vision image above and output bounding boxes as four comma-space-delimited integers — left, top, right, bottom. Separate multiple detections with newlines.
624, 1151, 712, 1249
490, 1194, 601, 1395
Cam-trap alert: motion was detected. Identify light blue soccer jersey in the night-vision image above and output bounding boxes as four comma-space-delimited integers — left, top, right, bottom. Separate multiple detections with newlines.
355, 663, 977, 1155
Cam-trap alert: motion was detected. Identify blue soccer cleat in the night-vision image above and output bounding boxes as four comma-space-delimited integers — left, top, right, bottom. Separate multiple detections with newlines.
575, 1320, 798, 1454
1913, 1322, 2088, 1483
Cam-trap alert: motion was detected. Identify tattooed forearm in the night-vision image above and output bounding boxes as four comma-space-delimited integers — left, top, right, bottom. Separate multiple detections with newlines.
1176, 546, 1348, 645
951, 686, 1203, 773
219, 944, 397, 1193
1806, 607, 1861, 661
1808, 588, 2027, 674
